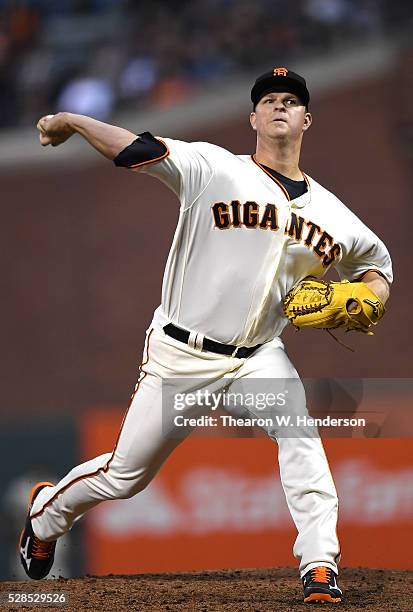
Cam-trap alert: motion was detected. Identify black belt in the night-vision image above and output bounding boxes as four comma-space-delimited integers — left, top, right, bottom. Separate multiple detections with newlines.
163, 323, 261, 359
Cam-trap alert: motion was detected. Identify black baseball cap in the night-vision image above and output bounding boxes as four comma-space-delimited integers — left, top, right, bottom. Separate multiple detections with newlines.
251, 67, 310, 108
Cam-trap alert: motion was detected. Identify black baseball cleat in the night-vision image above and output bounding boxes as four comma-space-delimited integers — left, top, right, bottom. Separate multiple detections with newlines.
302, 566, 342, 603
19, 481, 57, 580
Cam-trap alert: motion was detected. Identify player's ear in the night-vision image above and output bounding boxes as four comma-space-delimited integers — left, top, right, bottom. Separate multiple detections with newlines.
250, 112, 257, 131
303, 111, 312, 132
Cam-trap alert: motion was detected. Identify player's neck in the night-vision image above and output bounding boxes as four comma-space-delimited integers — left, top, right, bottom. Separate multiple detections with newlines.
254, 139, 303, 180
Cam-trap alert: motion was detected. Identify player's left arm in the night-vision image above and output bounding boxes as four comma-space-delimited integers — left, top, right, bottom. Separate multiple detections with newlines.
336, 217, 393, 299
358, 270, 390, 305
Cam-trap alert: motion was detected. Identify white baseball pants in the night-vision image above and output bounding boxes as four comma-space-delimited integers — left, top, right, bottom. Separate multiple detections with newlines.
31, 327, 340, 577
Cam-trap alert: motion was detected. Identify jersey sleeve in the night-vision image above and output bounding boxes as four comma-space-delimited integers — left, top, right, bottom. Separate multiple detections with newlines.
113, 131, 213, 206
336, 220, 393, 284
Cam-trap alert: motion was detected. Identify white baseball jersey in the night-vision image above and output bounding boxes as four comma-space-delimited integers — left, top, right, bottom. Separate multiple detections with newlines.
131, 137, 392, 347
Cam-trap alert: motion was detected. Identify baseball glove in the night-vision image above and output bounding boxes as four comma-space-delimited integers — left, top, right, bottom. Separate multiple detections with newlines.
283, 278, 385, 335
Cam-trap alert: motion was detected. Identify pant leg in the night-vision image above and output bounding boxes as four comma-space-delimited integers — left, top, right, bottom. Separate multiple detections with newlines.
229, 338, 340, 577
31, 328, 237, 542
31, 357, 183, 540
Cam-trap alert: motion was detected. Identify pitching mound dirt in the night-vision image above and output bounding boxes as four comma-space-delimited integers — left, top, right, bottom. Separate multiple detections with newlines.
2, 567, 412, 611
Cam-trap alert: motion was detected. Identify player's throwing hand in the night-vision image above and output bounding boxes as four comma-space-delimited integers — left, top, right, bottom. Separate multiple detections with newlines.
36, 112, 75, 147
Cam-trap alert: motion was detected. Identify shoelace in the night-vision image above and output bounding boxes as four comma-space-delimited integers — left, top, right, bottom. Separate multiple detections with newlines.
311, 567, 331, 583
32, 536, 55, 560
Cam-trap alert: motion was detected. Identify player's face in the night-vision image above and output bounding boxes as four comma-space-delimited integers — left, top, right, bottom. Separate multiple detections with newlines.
250, 92, 312, 141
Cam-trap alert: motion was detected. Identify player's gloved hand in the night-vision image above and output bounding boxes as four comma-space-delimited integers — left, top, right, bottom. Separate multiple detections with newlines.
283, 278, 385, 335
36, 112, 75, 147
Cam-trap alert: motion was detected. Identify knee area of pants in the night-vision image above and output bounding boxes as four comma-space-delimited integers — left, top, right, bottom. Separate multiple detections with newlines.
116, 481, 150, 499
106, 474, 151, 499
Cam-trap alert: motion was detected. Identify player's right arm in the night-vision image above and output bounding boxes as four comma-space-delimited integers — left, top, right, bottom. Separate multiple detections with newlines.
37, 112, 137, 160
37, 112, 214, 205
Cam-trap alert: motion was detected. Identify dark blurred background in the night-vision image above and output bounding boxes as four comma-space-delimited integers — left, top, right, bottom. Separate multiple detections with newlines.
0, 0, 412, 128
0, 0, 412, 581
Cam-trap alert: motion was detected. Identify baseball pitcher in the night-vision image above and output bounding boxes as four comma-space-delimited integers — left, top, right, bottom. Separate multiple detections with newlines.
19, 68, 392, 604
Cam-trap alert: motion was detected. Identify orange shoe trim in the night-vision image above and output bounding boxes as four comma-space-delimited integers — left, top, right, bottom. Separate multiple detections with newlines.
18, 481, 54, 551
312, 566, 330, 583
32, 537, 55, 560
28, 482, 54, 510
304, 593, 342, 603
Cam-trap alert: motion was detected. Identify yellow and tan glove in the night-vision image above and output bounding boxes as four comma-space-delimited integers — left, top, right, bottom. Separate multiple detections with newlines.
283, 278, 385, 334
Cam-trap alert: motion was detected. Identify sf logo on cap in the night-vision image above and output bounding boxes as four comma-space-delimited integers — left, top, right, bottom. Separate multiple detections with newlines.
273, 67, 288, 76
